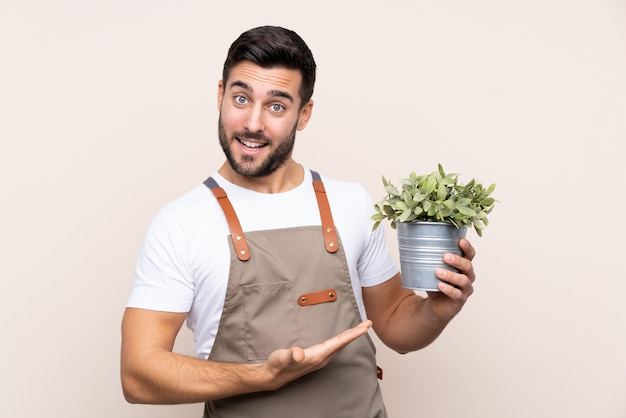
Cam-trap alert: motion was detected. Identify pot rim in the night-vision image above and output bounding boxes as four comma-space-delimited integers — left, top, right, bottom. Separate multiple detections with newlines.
397, 220, 466, 227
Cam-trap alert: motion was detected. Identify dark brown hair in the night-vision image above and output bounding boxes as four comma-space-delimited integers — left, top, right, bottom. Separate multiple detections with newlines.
222, 26, 316, 109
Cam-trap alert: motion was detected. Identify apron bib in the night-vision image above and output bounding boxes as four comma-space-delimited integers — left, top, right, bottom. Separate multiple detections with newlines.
202, 172, 386, 418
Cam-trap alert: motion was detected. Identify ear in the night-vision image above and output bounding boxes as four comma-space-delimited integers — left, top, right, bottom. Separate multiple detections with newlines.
217, 80, 224, 111
296, 99, 314, 131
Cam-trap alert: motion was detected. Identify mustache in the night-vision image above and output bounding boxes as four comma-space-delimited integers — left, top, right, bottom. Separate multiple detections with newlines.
234, 131, 270, 142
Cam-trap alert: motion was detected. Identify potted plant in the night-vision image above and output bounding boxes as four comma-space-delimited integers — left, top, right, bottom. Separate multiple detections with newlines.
372, 164, 497, 291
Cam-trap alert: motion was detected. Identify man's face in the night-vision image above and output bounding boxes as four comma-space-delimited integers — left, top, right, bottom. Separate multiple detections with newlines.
217, 61, 312, 178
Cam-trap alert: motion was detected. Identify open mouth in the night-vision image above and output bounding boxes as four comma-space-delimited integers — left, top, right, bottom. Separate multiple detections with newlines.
238, 138, 267, 150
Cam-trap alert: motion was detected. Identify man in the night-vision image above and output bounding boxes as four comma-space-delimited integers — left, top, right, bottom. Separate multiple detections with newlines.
121, 26, 476, 417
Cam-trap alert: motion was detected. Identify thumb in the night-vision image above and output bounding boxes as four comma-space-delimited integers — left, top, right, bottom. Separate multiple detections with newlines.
271, 346, 305, 368
290, 346, 305, 363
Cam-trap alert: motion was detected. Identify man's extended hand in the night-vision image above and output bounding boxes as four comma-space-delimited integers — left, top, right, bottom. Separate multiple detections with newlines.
263, 320, 373, 390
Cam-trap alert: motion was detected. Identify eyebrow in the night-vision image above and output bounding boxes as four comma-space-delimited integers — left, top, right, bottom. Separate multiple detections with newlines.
229, 80, 294, 103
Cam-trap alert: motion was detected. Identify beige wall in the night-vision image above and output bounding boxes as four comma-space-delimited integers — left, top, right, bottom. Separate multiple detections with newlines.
1, 1, 624, 416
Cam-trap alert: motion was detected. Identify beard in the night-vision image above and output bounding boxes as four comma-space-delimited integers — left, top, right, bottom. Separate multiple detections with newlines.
218, 117, 297, 178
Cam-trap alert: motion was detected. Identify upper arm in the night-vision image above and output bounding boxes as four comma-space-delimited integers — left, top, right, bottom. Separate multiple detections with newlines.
121, 308, 187, 372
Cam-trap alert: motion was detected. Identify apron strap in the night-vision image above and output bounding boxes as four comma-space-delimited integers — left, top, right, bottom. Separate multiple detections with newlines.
203, 177, 250, 261
203, 170, 338, 260
311, 171, 338, 253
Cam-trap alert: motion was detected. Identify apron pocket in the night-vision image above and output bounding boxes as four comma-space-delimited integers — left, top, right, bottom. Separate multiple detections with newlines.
242, 281, 299, 361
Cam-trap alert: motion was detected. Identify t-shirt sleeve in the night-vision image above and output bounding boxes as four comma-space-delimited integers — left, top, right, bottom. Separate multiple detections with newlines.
126, 206, 195, 312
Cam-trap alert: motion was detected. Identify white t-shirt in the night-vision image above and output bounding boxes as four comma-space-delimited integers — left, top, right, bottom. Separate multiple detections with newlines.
127, 168, 398, 359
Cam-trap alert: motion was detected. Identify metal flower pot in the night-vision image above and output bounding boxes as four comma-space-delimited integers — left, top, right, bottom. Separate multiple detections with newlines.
397, 221, 467, 291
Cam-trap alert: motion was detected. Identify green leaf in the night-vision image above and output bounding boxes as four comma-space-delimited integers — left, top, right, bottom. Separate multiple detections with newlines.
383, 205, 396, 216
457, 206, 477, 216
440, 207, 453, 217
395, 201, 409, 211
437, 163, 445, 177
442, 176, 456, 185
384, 184, 400, 196
422, 178, 436, 195
371, 213, 386, 222
436, 183, 448, 201
399, 208, 413, 222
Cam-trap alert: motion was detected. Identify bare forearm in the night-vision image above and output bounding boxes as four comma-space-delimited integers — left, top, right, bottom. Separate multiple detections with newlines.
375, 293, 451, 354
121, 308, 272, 404
365, 251, 475, 354
363, 275, 452, 354
121, 349, 269, 404
121, 308, 373, 405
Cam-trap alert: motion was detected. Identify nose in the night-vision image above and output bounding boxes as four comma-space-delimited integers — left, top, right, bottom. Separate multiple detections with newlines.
243, 106, 264, 133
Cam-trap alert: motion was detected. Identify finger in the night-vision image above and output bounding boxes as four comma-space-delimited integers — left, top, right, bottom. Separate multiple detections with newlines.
306, 320, 372, 357
443, 253, 474, 282
271, 347, 304, 367
437, 279, 465, 300
459, 238, 476, 261
326, 320, 372, 347
436, 267, 472, 291
290, 346, 305, 363
437, 268, 474, 297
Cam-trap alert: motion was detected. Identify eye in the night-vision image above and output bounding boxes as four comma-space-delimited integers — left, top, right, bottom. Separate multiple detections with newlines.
270, 103, 285, 112
234, 95, 248, 105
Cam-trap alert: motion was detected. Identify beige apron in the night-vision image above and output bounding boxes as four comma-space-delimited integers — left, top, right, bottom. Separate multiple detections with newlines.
202, 171, 386, 418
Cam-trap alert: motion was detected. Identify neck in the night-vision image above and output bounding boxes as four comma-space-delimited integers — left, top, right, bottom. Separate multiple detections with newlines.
218, 160, 304, 194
